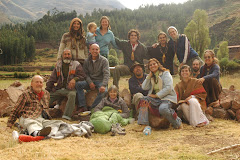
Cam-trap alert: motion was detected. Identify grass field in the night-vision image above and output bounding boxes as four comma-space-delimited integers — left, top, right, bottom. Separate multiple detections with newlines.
0, 73, 240, 160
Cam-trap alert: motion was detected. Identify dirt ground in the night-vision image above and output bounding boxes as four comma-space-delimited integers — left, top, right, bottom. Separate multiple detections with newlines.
0, 117, 240, 160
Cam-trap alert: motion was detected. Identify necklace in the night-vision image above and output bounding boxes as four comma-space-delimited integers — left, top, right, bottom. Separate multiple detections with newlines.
159, 45, 168, 64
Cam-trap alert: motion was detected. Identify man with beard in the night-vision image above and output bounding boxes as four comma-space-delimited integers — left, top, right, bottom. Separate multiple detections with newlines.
128, 62, 148, 118
191, 59, 201, 78
46, 49, 86, 120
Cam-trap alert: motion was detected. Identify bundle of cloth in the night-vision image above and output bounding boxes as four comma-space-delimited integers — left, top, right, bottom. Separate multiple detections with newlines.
90, 106, 130, 134
13, 121, 94, 142
50, 121, 94, 139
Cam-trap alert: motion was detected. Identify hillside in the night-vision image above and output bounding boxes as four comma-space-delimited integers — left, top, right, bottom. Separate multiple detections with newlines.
0, 0, 125, 23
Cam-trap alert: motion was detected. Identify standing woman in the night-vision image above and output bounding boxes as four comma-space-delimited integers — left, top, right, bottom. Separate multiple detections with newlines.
136, 58, 182, 130
167, 26, 203, 68
198, 50, 222, 107
175, 65, 209, 127
95, 16, 118, 59
57, 18, 88, 65
148, 32, 175, 74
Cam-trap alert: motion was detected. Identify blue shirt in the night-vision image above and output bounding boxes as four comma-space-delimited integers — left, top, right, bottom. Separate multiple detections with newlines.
95, 28, 118, 58
86, 32, 96, 44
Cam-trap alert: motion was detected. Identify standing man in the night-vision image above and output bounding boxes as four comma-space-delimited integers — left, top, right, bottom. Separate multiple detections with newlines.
191, 59, 201, 78
113, 29, 148, 88
75, 44, 110, 110
7, 75, 62, 137
128, 62, 148, 118
148, 32, 175, 75
46, 49, 86, 120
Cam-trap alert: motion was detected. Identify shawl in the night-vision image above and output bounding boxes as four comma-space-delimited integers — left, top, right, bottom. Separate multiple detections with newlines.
174, 78, 207, 111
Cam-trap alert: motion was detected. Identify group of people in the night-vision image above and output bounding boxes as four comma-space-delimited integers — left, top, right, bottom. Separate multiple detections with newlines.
6, 16, 222, 138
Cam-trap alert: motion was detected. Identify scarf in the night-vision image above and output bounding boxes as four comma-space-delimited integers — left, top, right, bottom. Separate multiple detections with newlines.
200, 63, 214, 78
131, 43, 138, 61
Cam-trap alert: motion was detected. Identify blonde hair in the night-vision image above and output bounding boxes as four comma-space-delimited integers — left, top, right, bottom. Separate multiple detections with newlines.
100, 16, 111, 30
87, 22, 97, 32
204, 50, 219, 64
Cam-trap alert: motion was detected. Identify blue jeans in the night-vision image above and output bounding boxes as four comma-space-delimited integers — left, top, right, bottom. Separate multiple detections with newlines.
75, 81, 107, 109
138, 99, 181, 129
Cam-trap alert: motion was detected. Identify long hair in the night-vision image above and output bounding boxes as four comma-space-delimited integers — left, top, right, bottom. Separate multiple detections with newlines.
148, 58, 169, 83
69, 18, 86, 49
100, 16, 111, 30
204, 50, 219, 65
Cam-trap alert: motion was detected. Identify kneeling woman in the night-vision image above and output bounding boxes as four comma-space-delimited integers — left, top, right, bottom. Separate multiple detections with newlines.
175, 65, 209, 127
198, 50, 222, 107
137, 58, 182, 130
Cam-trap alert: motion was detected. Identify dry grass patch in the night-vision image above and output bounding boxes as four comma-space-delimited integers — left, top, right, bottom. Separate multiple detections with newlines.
0, 74, 240, 159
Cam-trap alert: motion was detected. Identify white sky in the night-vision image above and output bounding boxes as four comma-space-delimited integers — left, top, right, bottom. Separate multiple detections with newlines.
119, 0, 189, 10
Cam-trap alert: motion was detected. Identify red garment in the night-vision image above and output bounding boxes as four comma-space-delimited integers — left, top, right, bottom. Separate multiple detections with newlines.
18, 135, 45, 142
36, 91, 44, 101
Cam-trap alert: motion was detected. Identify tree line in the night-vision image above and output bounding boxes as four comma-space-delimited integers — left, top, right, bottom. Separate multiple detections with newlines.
0, 0, 225, 65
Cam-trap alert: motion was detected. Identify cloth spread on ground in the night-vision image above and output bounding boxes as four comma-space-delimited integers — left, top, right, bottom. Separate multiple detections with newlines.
90, 106, 129, 134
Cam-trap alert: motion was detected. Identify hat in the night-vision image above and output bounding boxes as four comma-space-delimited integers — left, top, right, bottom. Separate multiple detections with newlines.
167, 26, 178, 35
130, 62, 144, 73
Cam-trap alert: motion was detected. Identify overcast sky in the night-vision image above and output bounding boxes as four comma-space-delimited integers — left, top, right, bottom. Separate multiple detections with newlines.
119, 0, 189, 10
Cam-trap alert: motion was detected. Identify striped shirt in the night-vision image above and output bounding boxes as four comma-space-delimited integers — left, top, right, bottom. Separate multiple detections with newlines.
7, 87, 50, 127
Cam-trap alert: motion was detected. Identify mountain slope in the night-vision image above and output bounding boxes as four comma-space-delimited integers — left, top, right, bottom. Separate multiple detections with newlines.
0, 0, 125, 23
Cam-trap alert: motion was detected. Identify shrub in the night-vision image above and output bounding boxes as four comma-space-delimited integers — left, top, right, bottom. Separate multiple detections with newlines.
226, 61, 239, 70
219, 58, 228, 70
14, 72, 30, 78
50, 65, 55, 71
219, 58, 240, 71
109, 49, 117, 57
108, 55, 119, 67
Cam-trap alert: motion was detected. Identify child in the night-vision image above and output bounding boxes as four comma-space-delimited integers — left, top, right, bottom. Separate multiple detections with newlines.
86, 22, 97, 45
93, 85, 130, 118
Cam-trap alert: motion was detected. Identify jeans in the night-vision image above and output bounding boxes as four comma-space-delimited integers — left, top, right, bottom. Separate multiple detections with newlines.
75, 81, 107, 109
138, 99, 182, 128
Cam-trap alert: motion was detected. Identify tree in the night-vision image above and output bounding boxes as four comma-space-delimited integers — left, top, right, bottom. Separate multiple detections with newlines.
184, 9, 211, 58
217, 41, 229, 60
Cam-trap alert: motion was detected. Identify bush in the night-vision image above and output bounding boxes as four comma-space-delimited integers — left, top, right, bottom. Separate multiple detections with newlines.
219, 58, 229, 70
108, 55, 119, 67
14, 72, 30, 78
226, 61, 239, 70
50, 65, 55, 71
219, 58, 240, 71
109, 49, 117, 57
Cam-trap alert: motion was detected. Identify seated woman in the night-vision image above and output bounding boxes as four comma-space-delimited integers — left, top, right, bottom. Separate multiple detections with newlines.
91, 85, 130, 134
197, 50, 222, 107
175, 65, 209, 127
136, 58, 182, 131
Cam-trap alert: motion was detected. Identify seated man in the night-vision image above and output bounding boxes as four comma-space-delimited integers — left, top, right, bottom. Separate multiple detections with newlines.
191, 59, 201, 78
46, 49, 86, 120
7, 75, 62, 137
113, 29, 148, 88
76, 44, 110, 110
128, 62, 148, 118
